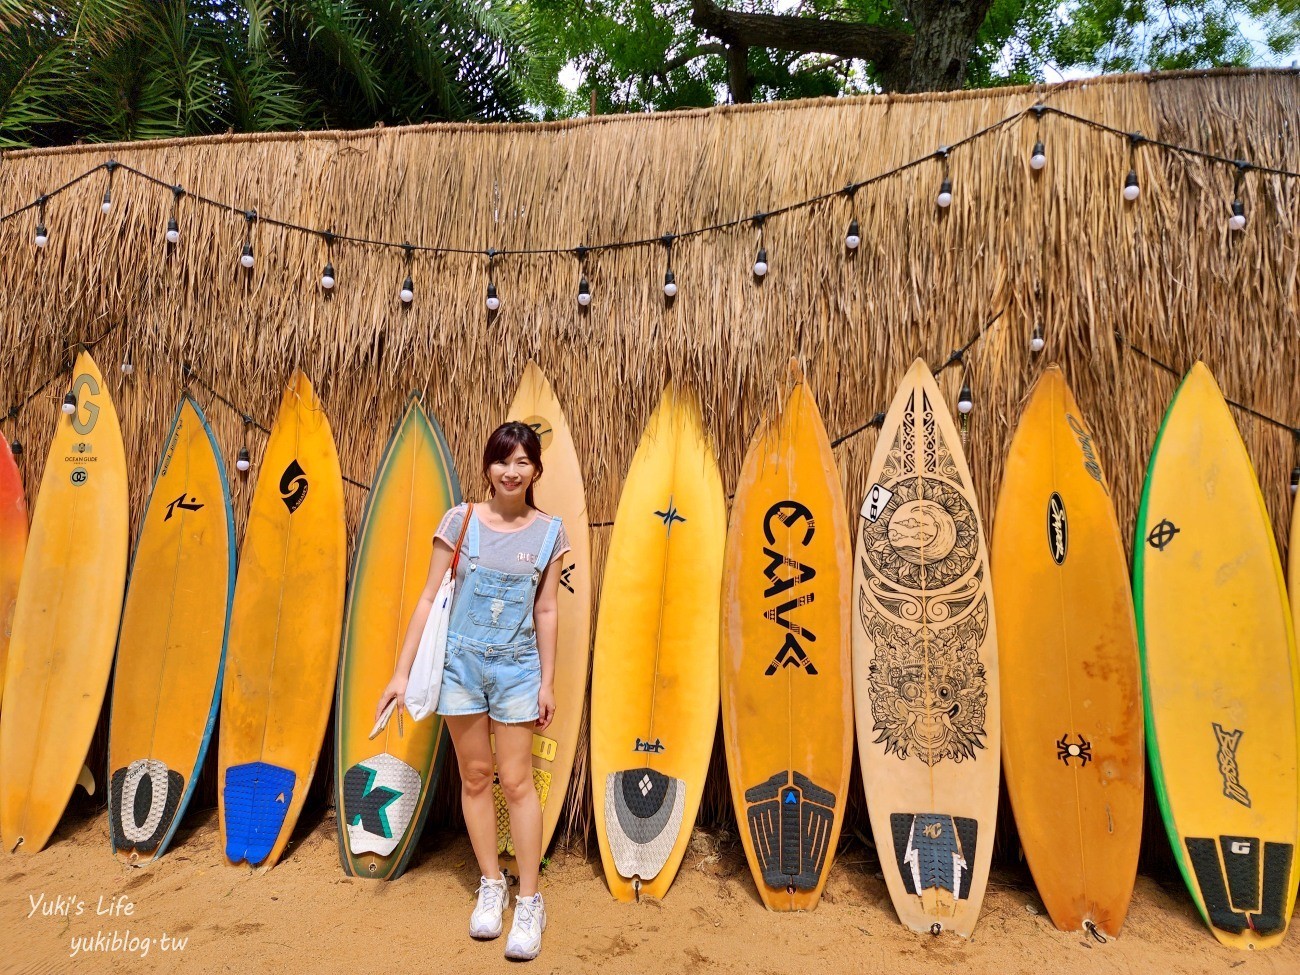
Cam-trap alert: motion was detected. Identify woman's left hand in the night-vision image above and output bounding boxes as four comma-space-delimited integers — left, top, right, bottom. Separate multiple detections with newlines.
536, 685, 556, 731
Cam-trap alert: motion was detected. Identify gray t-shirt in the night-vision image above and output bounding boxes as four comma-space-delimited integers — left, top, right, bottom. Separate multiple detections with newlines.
434, 503, 570, 585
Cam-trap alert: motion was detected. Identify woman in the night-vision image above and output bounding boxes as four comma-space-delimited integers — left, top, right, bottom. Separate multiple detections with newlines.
377, 421, 568, 962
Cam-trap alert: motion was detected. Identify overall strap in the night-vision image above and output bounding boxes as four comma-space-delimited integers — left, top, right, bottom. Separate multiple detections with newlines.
534, 515, 563, 573
464, 504, 481, 562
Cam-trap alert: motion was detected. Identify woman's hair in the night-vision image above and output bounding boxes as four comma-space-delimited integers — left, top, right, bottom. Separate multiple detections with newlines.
482, 421, 544, 508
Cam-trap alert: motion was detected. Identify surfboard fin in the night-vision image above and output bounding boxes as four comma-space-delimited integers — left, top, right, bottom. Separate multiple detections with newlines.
77, 763, 96, 796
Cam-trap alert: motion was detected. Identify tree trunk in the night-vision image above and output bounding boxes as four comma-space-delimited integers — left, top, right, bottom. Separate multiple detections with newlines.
690, 0, 994, 98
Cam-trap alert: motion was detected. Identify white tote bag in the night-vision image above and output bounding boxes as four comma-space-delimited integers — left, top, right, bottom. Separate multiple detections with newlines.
404, 504, 471, 721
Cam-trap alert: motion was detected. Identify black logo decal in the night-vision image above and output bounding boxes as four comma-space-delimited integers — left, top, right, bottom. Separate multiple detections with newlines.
164, 493, 204, 521
765, 633, 819, 675
1047, 493, 1068, 565
279, 459, 308, 513
70, 466, 88, 486
653, 497, 686, 533
559, 562, 575, 594
1056, 733, 1091, 767
634, 737, 665, 754
1147, 519, 1179, 550
1213, 722, 1251, 807
761, 501, 819, 678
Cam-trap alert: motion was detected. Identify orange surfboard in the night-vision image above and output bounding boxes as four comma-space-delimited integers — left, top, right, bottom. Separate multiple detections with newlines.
992, 366, 1144, 936
722, 363, 852, 911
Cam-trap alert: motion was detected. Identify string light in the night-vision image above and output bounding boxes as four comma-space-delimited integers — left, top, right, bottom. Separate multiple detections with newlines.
319, 232, 335, 290
846, 218, 861, 250
1229, 161, 1250, 231
751, 213, 768, 278
101, 161, 115, 214
1030, 105, 1046, 170
935, 148, 952, 208
9, 439, 21, 458
957, 381, 973, 414
236, 446, 251, 472
61, 391, 77, 415
1123, 133, 1142, 202
575, 246, 592, 307
165, 184, 183, 245
662, 235, 677, 299
1030, 323, 1045, 353
400, 242, 414, 303
34, 196, 48, 248
843, 184, 861, 249
121, 347, 134, 376
239, 209, 256, 269
485, 249, 500, 311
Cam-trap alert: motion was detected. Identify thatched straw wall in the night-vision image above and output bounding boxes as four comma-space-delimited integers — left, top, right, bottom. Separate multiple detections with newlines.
3, 68, 1298, 872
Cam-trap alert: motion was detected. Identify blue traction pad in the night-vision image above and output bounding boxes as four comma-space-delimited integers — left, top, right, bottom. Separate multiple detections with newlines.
224, 762, 297, 865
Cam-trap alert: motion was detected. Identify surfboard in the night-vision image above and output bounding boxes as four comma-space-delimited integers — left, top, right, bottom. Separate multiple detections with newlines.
590, 385, 725, 901
852, 357, 1000, 937
0, 436, 27, 714
0, 348, 128, 854
722, 362, 852, 911
492, 361, 592, 859
107, 394, 234, 864
992, 365, 1143, 936
1135, 361, 1300, 949
219, 370, 346, 870
335, 394, 459, 880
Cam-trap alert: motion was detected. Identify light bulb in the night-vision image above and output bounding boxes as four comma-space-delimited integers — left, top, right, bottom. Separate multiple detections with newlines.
121, 349, 134, 375
1123, 170, 1140, 202
845, 218, 860, 250
664, 269, 677, 298
9, 439, 21, 458
936, 178, 953, 209
577, 276, 591, 307
1229, 200, 1246, 231
35, 224, 48, 248
1030, 324, 1045, 353
957, 382, 973, 415
400, 276, 414, 303
753, 248, 768, 278
61, 391, 77, 415
486, 282, 500, 311
165, 217, 180, 244
1030, 141, 1046, 170
320, 262, 335, 290
236, 446, 251, 472
240, 243, 254, 268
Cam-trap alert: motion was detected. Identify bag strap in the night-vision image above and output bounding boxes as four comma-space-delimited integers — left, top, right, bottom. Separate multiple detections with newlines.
449, 503, 472, 575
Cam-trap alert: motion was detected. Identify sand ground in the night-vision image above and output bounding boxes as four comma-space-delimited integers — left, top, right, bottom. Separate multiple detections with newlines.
4, 805, 1297, 975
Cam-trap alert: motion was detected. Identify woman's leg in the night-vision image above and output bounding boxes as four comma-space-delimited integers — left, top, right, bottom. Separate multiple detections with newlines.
445, 712, 501, 879
494, 719, 543, 896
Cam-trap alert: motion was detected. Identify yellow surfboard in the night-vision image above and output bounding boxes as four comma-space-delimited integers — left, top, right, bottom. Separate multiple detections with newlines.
0, 436, 28, 715
219, 371, 346, 870
992, 365, 1143, 936
0, 348, 128, 854
591, 385, 725, 901
492, 361, 592, 859
722, 363, 852, 912
107, 395, 234, 864
852, 358, 1000, 937
1135, 361, 1300, 949
335, 394, 459, 879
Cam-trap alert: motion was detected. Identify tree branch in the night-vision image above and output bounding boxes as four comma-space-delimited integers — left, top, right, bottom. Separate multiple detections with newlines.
690, 0, 912, 74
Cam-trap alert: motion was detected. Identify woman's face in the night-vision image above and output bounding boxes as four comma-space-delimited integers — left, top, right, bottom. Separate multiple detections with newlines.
489, 444, 535, 499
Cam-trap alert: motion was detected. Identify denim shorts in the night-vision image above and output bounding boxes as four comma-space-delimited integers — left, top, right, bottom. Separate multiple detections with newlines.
437, 632, 541, 724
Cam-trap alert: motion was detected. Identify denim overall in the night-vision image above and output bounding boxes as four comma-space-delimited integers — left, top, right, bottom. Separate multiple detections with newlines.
436, 509, 562, 723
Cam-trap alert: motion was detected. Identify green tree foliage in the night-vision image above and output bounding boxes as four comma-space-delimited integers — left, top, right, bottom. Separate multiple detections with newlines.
527, 1, 1300, 116
0, 0, 544, 147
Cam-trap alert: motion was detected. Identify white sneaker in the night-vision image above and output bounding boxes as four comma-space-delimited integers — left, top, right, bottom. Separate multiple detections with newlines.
469, 872, 509, 939
504, 893, 547, 961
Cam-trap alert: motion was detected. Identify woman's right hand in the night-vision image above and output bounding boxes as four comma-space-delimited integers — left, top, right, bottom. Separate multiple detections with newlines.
376, 673, 408, 723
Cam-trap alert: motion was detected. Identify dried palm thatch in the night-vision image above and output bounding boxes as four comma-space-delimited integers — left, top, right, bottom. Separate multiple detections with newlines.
2, 68, 1298, 873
